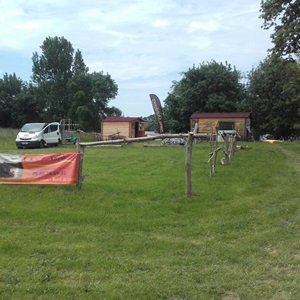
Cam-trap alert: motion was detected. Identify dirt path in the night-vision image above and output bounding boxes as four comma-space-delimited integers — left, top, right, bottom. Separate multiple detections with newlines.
274, 143, 300, 177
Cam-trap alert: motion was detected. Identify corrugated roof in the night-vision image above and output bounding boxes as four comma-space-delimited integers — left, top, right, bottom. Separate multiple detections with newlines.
190, 112, 251, 119
102, 117, 144, 123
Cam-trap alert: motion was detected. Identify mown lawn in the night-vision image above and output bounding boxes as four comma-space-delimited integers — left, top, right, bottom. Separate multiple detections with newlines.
0, 129, 300, 299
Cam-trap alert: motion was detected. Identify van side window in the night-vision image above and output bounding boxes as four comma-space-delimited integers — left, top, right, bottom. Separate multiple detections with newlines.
44, 127, 50, 134
50, 124, 58, 132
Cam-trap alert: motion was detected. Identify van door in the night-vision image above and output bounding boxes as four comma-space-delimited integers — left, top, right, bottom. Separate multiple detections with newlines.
43, 123, 60, 145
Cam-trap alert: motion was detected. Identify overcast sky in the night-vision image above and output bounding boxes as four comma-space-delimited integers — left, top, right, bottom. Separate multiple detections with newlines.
0, 0, 272, 117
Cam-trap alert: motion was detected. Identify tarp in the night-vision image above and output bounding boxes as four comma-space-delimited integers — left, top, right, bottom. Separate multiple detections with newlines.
0, 152, 79, 184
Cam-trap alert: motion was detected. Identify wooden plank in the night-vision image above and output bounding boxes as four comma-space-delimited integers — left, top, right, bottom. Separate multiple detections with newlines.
79, 133, 210, 147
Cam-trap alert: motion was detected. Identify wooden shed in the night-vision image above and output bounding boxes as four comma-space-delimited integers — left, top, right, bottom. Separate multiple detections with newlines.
190, 112, 252, 141
101, 117, 146, 140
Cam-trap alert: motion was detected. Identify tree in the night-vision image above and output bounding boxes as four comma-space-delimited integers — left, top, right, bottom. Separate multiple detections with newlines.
32, 36, 119, 130
0, 73, 40, 128
247, 56, 300, 137
260, 0, 300, 56
90, 71, 118, 120
66, 72, 95, 130
72, 49, 89, 75
104, 106, 122, 117
0, 73, 21, 127
32, 36, 75, 121
144, 114, 157, 131
67, 71, 118, 131
164, 61, 245, 132
11, 83, 41, 127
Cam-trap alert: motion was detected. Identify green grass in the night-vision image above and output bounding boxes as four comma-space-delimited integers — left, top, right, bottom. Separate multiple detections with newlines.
0, 128, 300, 299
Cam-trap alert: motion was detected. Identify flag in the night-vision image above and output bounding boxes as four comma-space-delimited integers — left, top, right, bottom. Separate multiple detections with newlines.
149, 94, 165, 133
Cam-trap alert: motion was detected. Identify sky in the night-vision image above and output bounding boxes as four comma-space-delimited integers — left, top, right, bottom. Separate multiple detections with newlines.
0, 0, 273, 117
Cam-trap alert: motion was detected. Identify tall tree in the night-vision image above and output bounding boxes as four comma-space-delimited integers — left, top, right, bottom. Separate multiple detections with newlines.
32, 36, 74, 121
247, 56, 300, 137
67, 71, 118, 131
164, 61, 245, 132
72, 49, 89, 75
90, 71, 118, 120
260, 0, 300, 56
31, 36, 119, 130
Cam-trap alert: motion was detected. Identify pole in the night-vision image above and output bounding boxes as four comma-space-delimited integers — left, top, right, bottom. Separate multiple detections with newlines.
76, 144, 85, 190
185, 131, 194, 197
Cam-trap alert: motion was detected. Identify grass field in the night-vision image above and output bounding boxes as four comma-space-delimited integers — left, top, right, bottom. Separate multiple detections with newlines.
0, 129, 300, 299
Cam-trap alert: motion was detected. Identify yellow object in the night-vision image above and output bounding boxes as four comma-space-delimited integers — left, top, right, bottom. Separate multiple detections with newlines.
261, 140, 282, 143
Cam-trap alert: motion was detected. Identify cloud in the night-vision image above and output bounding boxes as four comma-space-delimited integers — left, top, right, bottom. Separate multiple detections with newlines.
187, 20, 220, 33
0, 0, 272, 116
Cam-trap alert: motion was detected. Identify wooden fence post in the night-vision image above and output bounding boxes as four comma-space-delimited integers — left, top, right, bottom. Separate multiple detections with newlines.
213, 133, 218, 171
229, 135, 234, 162
223, 134, 230, 165
185, 131, 194, 197
76, 144, 85, 190
215, 125, 219, 149
208, 146, 222, 176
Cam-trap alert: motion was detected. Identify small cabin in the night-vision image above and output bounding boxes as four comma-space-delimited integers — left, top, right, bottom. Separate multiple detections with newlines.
101, 117, 146, 140
190, 112, 252, 141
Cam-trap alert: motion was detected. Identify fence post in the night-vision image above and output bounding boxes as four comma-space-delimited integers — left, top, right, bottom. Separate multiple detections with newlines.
76, 144, 85, 190
223, 133, 229, 165
185, 131, 194, 197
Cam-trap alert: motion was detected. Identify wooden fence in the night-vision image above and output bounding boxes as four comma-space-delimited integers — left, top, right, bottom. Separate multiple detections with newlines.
76, 129, 240, 196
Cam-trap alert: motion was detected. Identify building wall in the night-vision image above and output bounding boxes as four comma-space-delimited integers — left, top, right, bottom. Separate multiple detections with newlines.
192, 117, 248, 140
102, 121, 131, 140
102, 121, 146, 140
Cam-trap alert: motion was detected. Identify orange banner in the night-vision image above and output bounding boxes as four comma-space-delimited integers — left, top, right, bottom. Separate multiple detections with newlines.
0, 152, 79, 184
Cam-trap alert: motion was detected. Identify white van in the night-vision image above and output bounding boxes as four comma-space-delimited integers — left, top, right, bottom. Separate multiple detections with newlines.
16, 122, 62, 149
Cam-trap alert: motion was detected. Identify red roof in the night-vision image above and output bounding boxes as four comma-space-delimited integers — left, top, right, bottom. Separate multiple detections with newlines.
102, 117, 144, 123
190, 112, 251, 119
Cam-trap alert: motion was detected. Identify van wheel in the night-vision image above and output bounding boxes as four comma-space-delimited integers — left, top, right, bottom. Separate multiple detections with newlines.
40, 141, 45, 148
58, 139, 62, 146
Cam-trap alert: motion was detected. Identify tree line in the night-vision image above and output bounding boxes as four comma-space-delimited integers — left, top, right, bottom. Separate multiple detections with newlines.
160, 55, 300, 138
0, 37, 121, 131
1, 0, 300, 138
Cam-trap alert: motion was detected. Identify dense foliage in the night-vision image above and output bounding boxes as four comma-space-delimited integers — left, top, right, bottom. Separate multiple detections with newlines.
260, 0, 300, 56
163, 61, 245, 132
0, 74, 40, 128
246, 56, 300, 138
32, 37, 75, 121
67, 71, 118, 131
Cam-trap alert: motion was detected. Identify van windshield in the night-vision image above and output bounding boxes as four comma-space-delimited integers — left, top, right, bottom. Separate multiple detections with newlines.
21, 123, 46, 132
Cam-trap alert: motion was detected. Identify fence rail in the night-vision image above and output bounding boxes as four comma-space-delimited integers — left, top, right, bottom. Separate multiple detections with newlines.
76, 130, 241, 196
